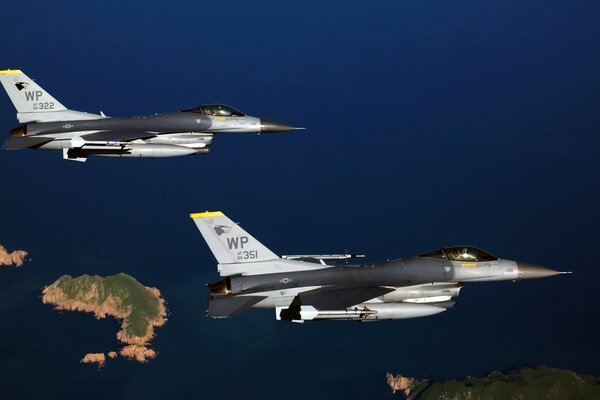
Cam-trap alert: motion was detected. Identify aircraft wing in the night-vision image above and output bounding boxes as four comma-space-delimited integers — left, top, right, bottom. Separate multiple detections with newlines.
81, 130, 158, 142
298, 286, 395, 310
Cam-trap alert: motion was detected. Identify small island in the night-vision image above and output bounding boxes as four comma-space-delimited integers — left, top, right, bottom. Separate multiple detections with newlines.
387, 366, 600, 399
42, 273, 167, 367
0, 244, 28, 267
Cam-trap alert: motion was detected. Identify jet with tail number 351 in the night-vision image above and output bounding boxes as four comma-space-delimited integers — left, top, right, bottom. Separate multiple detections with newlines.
190, 211, 571, 322
0, 69, 301, 162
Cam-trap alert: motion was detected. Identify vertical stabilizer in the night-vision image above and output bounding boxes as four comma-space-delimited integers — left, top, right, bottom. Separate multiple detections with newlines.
190, 211, 279, 264
0, 69, 66, 114
0, 69, 101, 122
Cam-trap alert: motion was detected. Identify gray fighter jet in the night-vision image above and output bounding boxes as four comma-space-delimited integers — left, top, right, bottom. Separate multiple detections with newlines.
0, 70, 300, 162
190, 211, 571, 322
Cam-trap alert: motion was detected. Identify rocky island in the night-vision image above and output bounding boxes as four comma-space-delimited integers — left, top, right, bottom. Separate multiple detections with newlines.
42, 273, 167, 367
387, 366, 600, 399
0, 244, 28, 267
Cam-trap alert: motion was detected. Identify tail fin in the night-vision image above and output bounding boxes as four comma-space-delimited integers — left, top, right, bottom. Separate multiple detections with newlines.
0, 69, 100, 123
190, 211, 279, 265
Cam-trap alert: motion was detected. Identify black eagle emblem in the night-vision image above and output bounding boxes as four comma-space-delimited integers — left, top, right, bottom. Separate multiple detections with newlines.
15, 82, 29, 91
213, 225, 232, 236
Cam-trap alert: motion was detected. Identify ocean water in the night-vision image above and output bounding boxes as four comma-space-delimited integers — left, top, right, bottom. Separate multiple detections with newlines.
1, 0, 600, 398
0, 153, 597, 398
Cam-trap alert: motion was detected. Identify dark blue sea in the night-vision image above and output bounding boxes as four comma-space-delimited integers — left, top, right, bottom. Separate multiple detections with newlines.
1, 1, 599, 398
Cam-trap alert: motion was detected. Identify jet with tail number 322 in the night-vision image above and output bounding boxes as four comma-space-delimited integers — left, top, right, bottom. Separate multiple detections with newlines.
0, 69, 301, 162
190, 211, 571, 322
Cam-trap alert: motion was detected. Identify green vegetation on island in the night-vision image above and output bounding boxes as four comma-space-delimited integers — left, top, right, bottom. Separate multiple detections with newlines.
42, 273, 167, 365
50, 273, 162, 338
388, 366, 600, 399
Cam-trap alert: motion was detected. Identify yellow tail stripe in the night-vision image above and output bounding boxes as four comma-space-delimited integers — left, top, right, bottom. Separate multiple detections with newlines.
0, 69, 23, 75
190, 211, 224, 218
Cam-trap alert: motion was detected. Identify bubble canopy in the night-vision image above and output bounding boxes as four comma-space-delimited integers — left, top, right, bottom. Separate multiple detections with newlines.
182, 104, 246, 117
418, 246, 498, 262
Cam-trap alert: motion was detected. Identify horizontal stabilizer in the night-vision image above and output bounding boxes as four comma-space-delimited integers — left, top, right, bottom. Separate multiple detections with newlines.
3, 136, 53, 150
298, 286, 394, 310
207, 296, 266, 318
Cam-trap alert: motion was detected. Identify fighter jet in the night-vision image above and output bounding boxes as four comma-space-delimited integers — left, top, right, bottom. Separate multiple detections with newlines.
0, 70, 301, 162
190, 211, 571, 322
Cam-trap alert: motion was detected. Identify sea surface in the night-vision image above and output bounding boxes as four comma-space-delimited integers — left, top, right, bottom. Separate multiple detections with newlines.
0, 151, 597, 399
1, 1, 599, 398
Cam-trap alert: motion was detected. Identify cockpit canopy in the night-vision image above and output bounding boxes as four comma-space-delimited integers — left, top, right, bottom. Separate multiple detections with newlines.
418, 246, 498, 262
182, 104, 246, 117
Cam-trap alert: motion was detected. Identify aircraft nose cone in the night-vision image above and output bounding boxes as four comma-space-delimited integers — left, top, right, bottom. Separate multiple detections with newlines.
260, 119, 303, 133
517, 262, 564, 280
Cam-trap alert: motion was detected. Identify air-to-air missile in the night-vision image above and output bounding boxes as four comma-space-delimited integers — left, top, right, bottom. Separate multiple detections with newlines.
190, 211, 571, 322
0, 70, 301, 162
